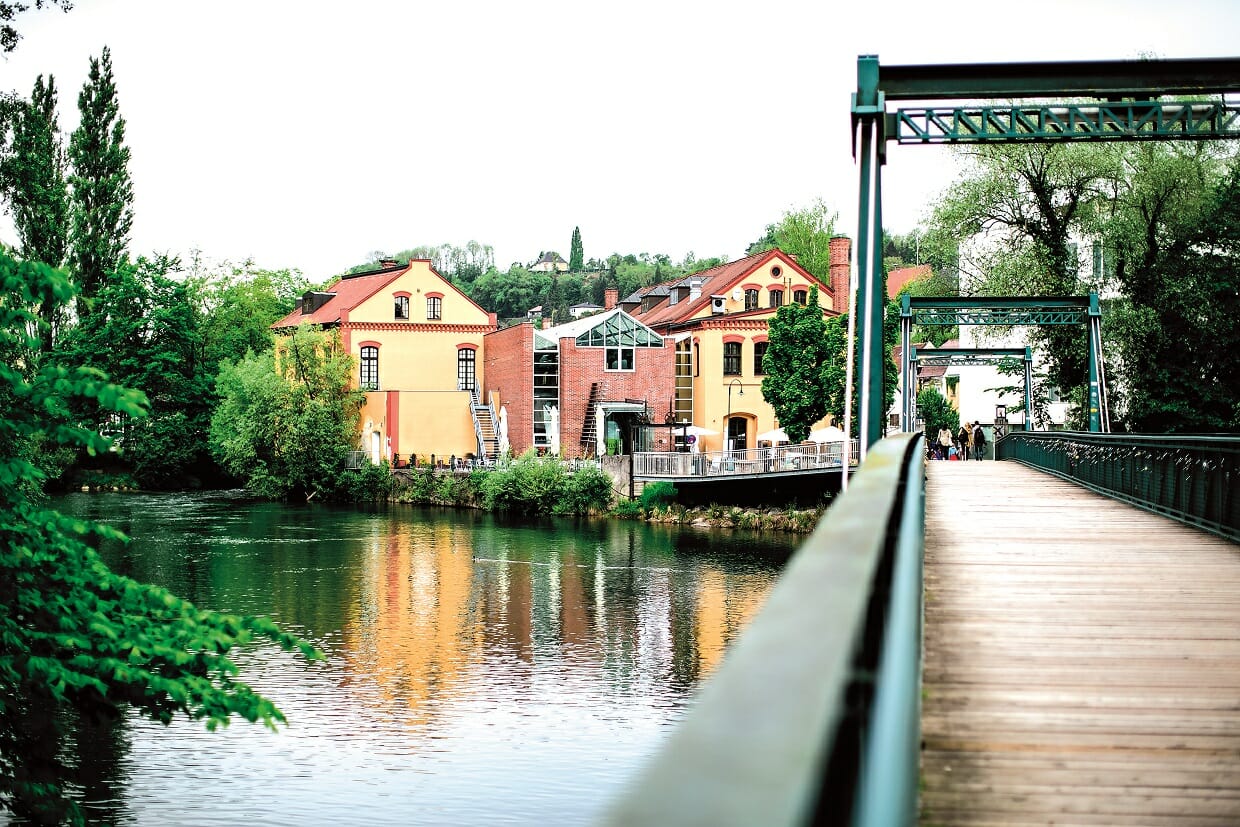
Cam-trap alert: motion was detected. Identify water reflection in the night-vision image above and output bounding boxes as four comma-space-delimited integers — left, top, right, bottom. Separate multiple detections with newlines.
40, 493, 793, 826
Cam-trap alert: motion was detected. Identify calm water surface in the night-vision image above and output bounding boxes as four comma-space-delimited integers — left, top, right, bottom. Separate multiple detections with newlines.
46, 490, 795, 826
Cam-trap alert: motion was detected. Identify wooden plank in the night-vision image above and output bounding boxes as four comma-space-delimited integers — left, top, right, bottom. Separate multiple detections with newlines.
920, 461, 1240, 826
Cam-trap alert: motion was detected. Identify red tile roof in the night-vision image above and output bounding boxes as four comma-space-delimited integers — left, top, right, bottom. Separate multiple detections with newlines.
629, 248, 831, 329
887, 264, 932, 299
272, 264, 406, 329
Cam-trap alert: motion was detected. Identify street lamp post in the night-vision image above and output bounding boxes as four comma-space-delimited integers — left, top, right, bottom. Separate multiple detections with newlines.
726, 379, 744, 451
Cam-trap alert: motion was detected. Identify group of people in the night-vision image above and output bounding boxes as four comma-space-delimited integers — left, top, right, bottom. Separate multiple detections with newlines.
934, 421, 988, 461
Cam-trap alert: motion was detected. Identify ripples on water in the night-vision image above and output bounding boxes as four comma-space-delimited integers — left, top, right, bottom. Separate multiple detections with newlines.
27, 491, 796, 826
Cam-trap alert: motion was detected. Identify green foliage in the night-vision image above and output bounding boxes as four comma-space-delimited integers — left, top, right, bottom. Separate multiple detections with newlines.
0, 1, 72, 53
569, 226, 584, 272
480, 453, 612, 516
209, 326, 363, 500
613, 498, 644, 519
337, 459, 395, 502
639, 481, 677, 510
747, 199, 837, 281
0, 251, 318, 823
761, 285, 831, 442
67, 46, 133, 315
57, 256, 212, 489
915, 386, 959, 436
192, 262, 310, 372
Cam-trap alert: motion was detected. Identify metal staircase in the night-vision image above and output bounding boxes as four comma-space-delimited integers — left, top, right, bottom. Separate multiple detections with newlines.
579, 382, 602, 456
470, 389, 499, 459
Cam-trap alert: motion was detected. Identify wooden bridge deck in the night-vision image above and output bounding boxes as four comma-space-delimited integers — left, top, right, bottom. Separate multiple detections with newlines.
921, 460, 1240, 826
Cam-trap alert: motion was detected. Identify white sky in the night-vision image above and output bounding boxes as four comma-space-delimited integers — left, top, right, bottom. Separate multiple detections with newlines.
2, 0, 1238, 282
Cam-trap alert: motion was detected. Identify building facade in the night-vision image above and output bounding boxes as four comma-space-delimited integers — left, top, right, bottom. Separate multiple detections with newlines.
271, 260, 498, 464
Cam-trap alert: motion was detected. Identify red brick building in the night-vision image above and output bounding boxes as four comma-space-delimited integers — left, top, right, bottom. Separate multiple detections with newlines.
483, 308, 675, 458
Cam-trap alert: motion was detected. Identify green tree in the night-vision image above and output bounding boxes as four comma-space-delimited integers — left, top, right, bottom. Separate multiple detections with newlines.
927, 143, 1117, 419
210, 325, 364, 500
761, 285, 831, 442
67, 46, 133, 315
915, 386, 959, 436
0, 251, 318, 823
1, 74, 68, 353
748, 199, 837, 281
193, 263, 309, 372
0, 0, 72, 53
58, 257, 212, 488
569, 226, 584, 271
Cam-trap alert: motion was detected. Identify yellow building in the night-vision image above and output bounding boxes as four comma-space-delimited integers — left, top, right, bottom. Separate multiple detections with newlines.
626, 242, 850, 452
272, 260, 498, 464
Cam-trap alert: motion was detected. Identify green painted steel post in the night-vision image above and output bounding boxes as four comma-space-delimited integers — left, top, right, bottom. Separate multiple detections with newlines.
1026, 347, 1036, 431
1087, 292, 1101, 432
854, 56, 883, 453
901, 296, 912, 431
866, 156, 886, 448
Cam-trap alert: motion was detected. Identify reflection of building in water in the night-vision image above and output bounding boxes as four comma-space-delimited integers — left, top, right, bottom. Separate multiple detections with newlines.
340, 517, 778, 731
342, 521, 480, 729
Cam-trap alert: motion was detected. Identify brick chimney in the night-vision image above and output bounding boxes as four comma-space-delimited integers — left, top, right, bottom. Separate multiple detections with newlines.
828, 236, 851, 310
604, 288, 618, 310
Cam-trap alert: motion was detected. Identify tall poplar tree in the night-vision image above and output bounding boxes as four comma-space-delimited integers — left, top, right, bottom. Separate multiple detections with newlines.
1, 74, 68, 352
67, 46, 132, 315
569, 225, 583, 271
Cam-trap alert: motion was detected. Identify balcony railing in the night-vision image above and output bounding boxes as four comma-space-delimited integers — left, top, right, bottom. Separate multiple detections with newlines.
633, 439, 860, 478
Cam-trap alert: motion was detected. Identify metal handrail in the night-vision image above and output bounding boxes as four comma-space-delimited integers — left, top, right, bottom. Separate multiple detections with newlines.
599, 433, 925, 826
996, 431, 1240, 541
633, 439, 860, 478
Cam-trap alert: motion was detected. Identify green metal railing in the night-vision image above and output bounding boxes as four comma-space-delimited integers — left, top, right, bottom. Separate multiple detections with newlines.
599, 433, 925, 827
996, 432, 1240, 541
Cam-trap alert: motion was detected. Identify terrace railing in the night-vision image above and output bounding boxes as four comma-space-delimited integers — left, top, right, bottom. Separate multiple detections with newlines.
996, 431, 1240, 541
633, 439, 860, 478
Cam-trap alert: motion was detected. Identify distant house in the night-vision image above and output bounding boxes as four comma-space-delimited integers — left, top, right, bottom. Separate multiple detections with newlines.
527, 305, 544, 319
625, 242, 851, 453
531, 251, 569, 273
483, 296, 675, 458
271, 260, 498, 464
568, 302, 603, 319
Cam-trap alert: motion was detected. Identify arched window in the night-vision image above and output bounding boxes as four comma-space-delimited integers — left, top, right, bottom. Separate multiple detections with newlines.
457, 347, 476, 391
360, 346, 379, 390
744, 288, 759, 311
427, 295, 443, 320
769, 289, 784, 308
793, 289, 808, 305
394, 295, 410, 319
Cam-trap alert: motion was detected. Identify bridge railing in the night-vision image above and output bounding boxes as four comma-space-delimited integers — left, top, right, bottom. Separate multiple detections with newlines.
996, 431, 1240, 541
633, 439, 860, 478
600, 433, 925, 827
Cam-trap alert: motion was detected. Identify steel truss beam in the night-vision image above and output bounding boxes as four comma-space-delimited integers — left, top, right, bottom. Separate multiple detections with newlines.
893, 101, 1240, 144
902, 295, 1091, 326
902, 347, 1034, 435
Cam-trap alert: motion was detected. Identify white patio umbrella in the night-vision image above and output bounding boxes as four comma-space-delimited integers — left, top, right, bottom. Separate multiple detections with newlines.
756, 427, 790, 444
545, 405, 560, 456
809, 425, 848, 443
497, 405, 510, 456
676, 425, 718, 436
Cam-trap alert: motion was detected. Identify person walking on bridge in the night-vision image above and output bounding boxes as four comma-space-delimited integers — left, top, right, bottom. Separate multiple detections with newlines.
957, 424, 971, 461
937, 426, 953, 460
972, 422, 987, 460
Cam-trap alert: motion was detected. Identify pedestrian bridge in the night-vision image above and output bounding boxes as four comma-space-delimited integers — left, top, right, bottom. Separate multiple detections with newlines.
602, 431, 1240, 826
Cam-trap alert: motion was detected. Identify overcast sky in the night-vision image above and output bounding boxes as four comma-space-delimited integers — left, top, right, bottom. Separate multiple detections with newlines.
2, 0, 1238, 282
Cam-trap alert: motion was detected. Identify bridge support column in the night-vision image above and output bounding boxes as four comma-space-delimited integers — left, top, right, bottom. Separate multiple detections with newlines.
1024, 347, 1033, 430
901, 296, 913, 432
1087, 292, 1102, 433
853, 55, 887, 454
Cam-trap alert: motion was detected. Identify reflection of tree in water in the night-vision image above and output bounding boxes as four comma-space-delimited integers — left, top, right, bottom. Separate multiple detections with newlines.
4, 700, 133, 825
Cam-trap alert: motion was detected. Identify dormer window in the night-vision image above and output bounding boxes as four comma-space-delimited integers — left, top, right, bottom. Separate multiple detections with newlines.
394, 295, 410, 319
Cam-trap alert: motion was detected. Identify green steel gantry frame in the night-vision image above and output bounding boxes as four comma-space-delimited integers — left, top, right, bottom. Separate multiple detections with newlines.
903, 346, 1033, 433
899, 294, 1108, 433
851, 56, 1240, 453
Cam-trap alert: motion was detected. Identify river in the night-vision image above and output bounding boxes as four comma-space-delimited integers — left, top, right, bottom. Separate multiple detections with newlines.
40, 490, 795, 826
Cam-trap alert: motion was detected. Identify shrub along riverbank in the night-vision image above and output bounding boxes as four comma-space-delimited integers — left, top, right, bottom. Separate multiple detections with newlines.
388, 457, 827, 533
